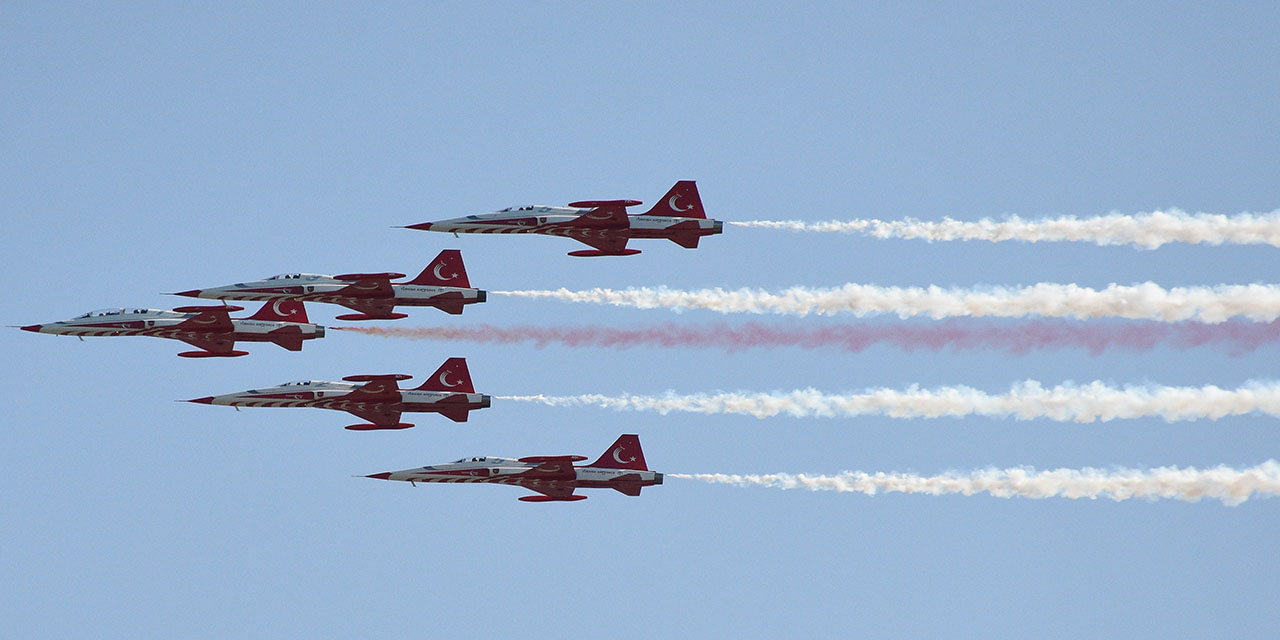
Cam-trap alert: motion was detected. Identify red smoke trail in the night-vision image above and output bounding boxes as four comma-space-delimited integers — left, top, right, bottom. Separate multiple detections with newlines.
332, 320, 1280, 355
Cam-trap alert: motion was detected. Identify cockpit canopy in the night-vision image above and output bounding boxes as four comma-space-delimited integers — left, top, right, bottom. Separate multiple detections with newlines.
73, 308, 151, 319
265, 273, 324, 281
452, 456, 489, 463
279, 380, 317, 387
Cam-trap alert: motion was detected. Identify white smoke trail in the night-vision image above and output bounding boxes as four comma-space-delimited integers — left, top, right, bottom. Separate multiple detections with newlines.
670, 460, 1280, 506
499, 380, 1280, 422
333, 320, 1280, 356
492, 282, 1280, 324
730, 209, 1280, 249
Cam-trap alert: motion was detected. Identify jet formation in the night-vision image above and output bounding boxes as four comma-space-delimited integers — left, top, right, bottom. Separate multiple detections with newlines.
187, 357, 491, 429
406, 180, 722, 256
19, 300, 323, 357
365, 434, 662, 502
21, 181, 716, 501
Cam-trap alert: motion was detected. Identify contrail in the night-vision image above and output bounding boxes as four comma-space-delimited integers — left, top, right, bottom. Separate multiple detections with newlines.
499, 380, 1280, 422
332, 320, 1280, 356
730, 209, 1280, 249
670, 460, 1280, 506
492, 282, 1280, 323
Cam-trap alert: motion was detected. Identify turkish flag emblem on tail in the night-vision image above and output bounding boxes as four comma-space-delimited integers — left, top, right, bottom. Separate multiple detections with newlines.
249, 300, 310, 323
415, 357, 474, 393
408, 250, 471, 287
588, 434, 648, 470
643, 181, 705, 219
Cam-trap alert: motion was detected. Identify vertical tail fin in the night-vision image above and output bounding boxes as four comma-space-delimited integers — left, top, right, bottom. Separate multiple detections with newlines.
588, 434, 648, 471
408, 250, 471, 288
415, 357, 475, 393
248, 300, 309, 323
643, 181, 705, 219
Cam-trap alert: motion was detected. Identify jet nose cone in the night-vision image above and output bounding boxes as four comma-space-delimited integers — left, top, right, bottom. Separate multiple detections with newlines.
171, 290, 203, 298
186, 396, 215, 404
19, 324, 43, 332
404, 221, 433, 231
366, 472, 392, 480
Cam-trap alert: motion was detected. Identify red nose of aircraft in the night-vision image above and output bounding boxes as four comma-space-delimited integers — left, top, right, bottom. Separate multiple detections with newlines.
365, 472, 392, 480
171, 290, 203, 298
404, 222, 432, 231
186, 396, 215, 404
19, 324, 43, 332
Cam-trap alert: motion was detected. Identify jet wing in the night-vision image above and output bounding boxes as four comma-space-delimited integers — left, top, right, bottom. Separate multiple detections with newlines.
515, 459, 578, 481
172, 306, 237, 333
566, 204, 630, 229
342, 373, 410, 400
517, 483, 584, 502
335, 299, 401, 319
345, 405, 405, 428
570, 232, 631, 254
175, 335, 238, 355
333, 274, 397, 298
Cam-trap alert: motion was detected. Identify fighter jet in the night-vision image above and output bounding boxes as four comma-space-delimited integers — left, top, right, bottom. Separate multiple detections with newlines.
186, 357, 490, 429
404, 180, 723, 257
17, 301, 323, 357
364, 434, 662, 502
172, 249, 484, 320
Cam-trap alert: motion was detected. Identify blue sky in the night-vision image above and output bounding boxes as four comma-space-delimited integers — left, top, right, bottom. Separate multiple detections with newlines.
3, 3, 1277, 637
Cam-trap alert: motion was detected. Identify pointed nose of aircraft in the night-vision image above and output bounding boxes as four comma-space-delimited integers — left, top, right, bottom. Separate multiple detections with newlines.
365, 472, 392, 480
170, 290, 203, 298
186, 396, 215, 404
404, 221, 433, 231
19, 324, 43, 332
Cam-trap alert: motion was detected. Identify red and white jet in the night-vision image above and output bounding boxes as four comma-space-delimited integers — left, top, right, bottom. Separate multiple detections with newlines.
186, 357, 490, 429
364, 434, 662, 502
405, 180, 723, 257
18, 301, 323, 357
172, 249, 484, 320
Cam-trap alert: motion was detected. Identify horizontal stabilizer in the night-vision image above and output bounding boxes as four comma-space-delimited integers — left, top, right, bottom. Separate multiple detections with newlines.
611, 481, 643, 497
439, 408, 471, 423
669, 234, 700, 249
267, 326, 305, 351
